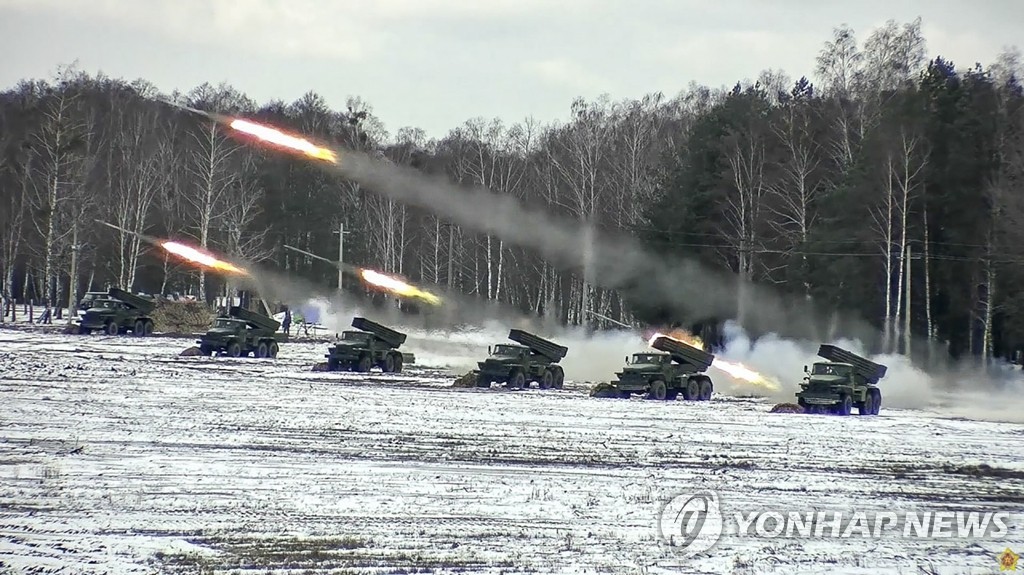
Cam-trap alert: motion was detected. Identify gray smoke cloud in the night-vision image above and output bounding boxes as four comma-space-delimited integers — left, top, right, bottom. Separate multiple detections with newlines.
332, 150, 881, 345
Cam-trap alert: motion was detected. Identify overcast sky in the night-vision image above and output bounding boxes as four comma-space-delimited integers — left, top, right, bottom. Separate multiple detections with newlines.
1, 0, 1020, 139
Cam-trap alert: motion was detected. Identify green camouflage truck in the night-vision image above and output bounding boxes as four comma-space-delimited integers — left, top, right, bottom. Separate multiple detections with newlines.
475, 329, 567, 390
325, 316, 415, 372
197, 305, 286, 358
603, 335, 715, 400
796, 344, 886, 416
77, 288, 156, 336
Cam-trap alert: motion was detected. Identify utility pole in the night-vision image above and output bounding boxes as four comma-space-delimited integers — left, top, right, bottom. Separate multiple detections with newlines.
334, 222, 350, 292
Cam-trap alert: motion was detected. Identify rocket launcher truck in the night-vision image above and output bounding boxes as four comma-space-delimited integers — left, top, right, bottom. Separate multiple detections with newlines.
324, 316, 415, 373
475, 329, 567, 390
601, 335, 715, 401
796, 344, 886, 415
76, 287, 157, 336
197, 305, 286, 358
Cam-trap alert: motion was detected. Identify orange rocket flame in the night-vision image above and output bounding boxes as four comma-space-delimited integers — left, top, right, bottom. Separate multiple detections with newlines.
228, 119, 338, 163
359, 269, 442, 305
161, 241, 249, 275
648, 329, 781, 392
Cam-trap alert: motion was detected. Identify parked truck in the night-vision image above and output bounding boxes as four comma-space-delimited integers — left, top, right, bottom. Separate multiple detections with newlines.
475, 329, 567, 389
197, 305, 286, 358
76, 288, 156, 336
602, 335, 715, 400
324, 317, 415, 372
796, 344, 885, 416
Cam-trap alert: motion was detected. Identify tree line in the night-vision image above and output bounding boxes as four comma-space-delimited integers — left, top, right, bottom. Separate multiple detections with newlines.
1, 18, 1023, 363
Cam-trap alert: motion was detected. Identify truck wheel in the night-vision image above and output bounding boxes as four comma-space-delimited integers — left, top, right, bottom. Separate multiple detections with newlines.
684, 378, 699, 401
357, 355, 372, 372
476, 376, 491, 388
143, 320, 154, 336
133, 320, 145, 336
394, 354, 404, 373
698, 378, 713, 401
647, 379, 667, 400
383, 353, 396, 373
268, 341, 279, 358
199, 344, 212, 356
256, 342, 269, 358
858, 392, 874, 415
553, 367, 565, 389
106, 322, 118, 336
834, 395, 852, 416
539, 369, 554, 389
509, 370, 526, 389
327, 358, 340, 371
870, 389, 882, 415
227, 342, 242, 357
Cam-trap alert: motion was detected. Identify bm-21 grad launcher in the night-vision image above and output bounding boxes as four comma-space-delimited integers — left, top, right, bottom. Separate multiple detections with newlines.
475, 329, 568, 390
796, 344, 886, 415
324, 316, 415, 373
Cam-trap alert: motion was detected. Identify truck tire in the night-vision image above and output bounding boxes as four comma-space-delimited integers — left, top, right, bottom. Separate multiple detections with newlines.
858, 392, 874, 415
383, 353, 396, 373
509, 370, 526, 389
255, 341, 269, 358
199, 344, 213, 356
476, 376, 491, 388
227, 342, 242, 357
539, 369, 554, 389
647, 379, 667, 400
870, 388, 882, 415
393, 353, 403, 372
133, 320, 146, 336
327, 358, 340, 371
106, 321, 118, 336
143, 320, 154, 336
684, 378, 699, 401
698, 378, 713, 401
553, 366, 565, 389
357, 355, 372, 372
834, 394, 852, 416
268, 341, 279, 358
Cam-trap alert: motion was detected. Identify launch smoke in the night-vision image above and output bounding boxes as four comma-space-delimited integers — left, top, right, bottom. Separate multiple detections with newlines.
331, 150, 879, 346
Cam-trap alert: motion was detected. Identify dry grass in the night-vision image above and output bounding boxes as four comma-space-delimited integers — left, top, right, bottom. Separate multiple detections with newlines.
150, 299, 215, 334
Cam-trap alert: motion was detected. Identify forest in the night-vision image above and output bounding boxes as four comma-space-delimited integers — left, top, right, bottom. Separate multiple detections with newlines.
1, 18, 1023, 363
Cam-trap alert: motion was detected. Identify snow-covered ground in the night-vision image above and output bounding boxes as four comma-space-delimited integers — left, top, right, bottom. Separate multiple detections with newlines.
1, 326, 1022, 574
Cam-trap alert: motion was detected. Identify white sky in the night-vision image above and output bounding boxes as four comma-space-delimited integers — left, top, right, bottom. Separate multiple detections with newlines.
1, 0, 1020, 139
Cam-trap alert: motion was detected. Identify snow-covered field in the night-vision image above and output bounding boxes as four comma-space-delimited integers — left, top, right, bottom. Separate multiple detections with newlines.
1, 326, 1022, 574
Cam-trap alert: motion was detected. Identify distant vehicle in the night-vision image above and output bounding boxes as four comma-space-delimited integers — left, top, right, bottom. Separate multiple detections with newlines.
325, 317, 415, 372
76, 288, 156, 336
197, 305, 286, 358
796, 344, 886, 415
475, 329, 567, 389
600, 335, 715, 400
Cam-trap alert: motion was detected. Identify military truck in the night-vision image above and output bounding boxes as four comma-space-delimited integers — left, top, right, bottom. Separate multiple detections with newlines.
77, 288, 156, 336
325, 316, 415, 372
796, 344, 885, 416
475, 329, 567, 389
606, 335, 715, 400
197, 305, 286, 358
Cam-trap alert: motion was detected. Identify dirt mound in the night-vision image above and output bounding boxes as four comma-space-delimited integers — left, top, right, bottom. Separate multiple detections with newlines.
179, 346, 203, 357
589, 382, 622, 398
769, 402, 805, 414
452, 371, 478, 387
151, 299, 214, 334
